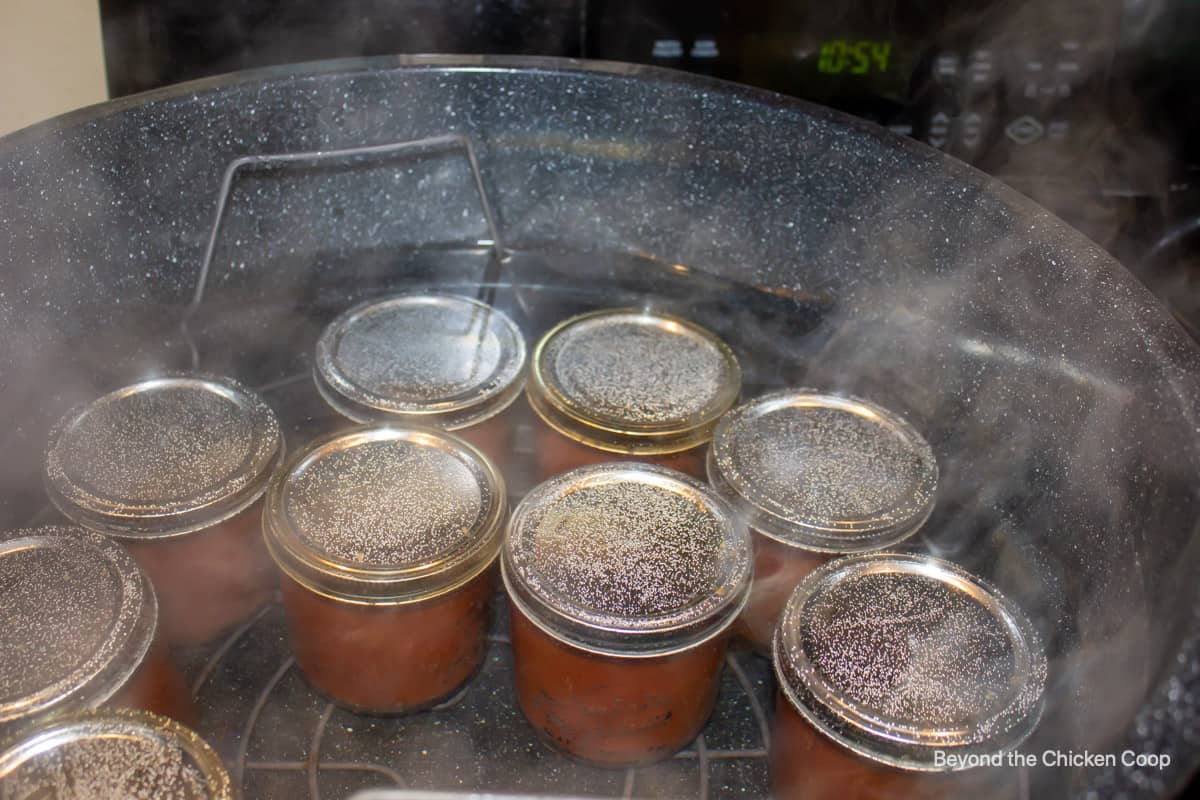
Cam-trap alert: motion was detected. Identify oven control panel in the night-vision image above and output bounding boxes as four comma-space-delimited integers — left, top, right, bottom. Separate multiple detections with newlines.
584, 0, 1125, 180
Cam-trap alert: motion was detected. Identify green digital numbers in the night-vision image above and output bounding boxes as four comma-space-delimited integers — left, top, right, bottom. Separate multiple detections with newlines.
817, 40, 892, 75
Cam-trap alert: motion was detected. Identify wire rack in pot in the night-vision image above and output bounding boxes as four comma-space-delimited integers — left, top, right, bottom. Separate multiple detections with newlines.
177, 597, 773, 800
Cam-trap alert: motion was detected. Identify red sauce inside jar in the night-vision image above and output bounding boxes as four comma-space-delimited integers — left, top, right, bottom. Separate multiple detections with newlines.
122, 498, 276, 647
281, 570, 491, 713
526, 309, 740, 485
43, 375, 285, 650
510, 604, 726, 766
530, 418, 707, 482
503, 462, 751, 768
736, 532, 831, 653
444, 404, 517, 476
770, 554, 1046, 800
313, 293, 527, 476
110, 637, 197, 728
770, 691, 1013, 800
265, 426, 506, 715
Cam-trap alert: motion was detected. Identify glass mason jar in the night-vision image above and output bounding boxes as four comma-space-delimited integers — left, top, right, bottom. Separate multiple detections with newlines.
0, 527, 194, 737
44, 375, 285, 646
264, 425, 506, 714
525, 309, 741, 482
314, 293, 527, 471
771, 554, 1047, 800
707, 390, 938, 652
502, 463, 752, 767
0, 709, 231, 799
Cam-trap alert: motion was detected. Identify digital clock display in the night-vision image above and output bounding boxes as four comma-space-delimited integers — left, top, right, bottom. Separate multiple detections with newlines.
816, 39, 893, 75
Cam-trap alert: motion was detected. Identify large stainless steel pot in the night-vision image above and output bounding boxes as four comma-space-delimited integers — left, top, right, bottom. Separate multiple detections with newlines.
0, 56, 1197, 798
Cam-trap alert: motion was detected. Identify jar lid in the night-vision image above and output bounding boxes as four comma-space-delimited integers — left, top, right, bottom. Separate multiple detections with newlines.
0, 527, 155, 731
527, 309, 741, 455
0, 709, 232, 799
45, 375, 284, 538
264, 425, 506, 604
314, 293, 527, 429
502, 463, 751, 656
773, 554, 1047, 771
707, 390, 936, 553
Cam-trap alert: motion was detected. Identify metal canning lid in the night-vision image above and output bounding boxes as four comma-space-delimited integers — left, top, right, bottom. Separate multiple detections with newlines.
314, 293, 527, 429
502, 463, 752, 657
527, 309, 741, 455
0, 526, 156, 732
0, 709, 232, 799
773, 554, 1047, 771
707, 390, 937, 553
264, 425, 506, 604
44, 374, 284, 538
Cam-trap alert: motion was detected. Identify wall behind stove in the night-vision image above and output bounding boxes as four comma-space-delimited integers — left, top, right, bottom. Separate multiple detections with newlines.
0, 0, 107, 137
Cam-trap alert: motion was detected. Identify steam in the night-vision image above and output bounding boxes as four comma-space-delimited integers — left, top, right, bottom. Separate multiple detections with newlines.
0, 1, 1197, 797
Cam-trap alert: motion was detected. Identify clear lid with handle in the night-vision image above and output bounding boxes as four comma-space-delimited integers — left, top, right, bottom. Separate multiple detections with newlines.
314, 293, 527, 429
264, 425, 506, 604
527, 309, 741, 455
0, 526, 156, 733
502, 463, 752, 656
707, 390, 937, 553
44, 374, 284, 538
773, 553, 1047, 771
0, 709, 232, 799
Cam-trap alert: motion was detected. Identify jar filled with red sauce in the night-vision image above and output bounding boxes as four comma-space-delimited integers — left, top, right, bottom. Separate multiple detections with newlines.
771, 553, 1047, 800
44, 374, 285, 647
314, 293, 527, 472
525, 309, 741, 482
264, 425, 506, 714
502, 462, 752, 766
0, 527, 195, 738
707, 390, 938, 652
0, 709, 232, 799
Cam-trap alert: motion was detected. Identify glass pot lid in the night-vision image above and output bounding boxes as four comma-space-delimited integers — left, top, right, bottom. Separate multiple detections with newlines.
44, 375, 284, 538
708, 390, 937, 552
0, 526, 156, 731
264, 425, 506, 604
774, 553, 1047, 771
527, 308, 741, 455
502, 462, 752, 656
314, 293, 527, 428
0, 709, 232, 799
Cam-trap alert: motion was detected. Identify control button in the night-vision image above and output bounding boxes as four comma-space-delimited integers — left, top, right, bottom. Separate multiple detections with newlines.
1005, 116, 1045, 145
690, 38, 718, 58
933, 53, 960, 84
961, 112, 985, 150
652, 39, 683, 58
1047, 121, 1070, 142
967, 50, 993, 86
928, 111, 952, 148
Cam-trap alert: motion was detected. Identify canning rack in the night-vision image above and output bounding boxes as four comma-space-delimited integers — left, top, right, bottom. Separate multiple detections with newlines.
170, 135, 777, 799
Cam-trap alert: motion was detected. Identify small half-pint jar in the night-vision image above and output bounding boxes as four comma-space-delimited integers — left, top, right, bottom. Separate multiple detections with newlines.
0, 527, 194, 737
526, 309, 741, 482
44, 375, 285, 647
0, 709, 231, 799
772, 554, 1047, 800
502, 463, 752, 766
264, 425, 506, 713
708, 390, 937, 652
314, 293, 527, 469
